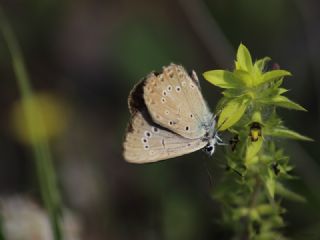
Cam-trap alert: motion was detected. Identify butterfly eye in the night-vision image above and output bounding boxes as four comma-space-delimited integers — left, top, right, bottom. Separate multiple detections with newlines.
176, 86, 181, 92
185, 126, 189, 131
162, 90, 167, 96
161, 97, 166, 103
206, 146, 213, 152
167, 85, 172, 91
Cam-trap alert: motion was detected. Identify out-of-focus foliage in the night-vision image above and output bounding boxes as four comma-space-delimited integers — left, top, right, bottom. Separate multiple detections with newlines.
0, 196, 81, 240
10, 92, 69, 144
0, 0, 319, 239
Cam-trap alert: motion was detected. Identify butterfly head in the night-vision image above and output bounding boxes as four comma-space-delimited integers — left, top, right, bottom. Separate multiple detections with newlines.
203, 140, 216, 156
203, 134, 221, 156
202, 115, 226, 156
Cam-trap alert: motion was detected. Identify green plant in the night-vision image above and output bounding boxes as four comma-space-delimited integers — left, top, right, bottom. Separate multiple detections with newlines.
0, 9, 63, 240
0, 214, 4, 240
203, 44, 312, 240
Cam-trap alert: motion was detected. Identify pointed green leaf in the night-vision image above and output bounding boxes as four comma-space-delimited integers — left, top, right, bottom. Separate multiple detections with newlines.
265, 128, 313, 141
245, 137, 263, 164
233, 70, 255, 86
203, 70, 244, 89
278, 88, 288, 94
274, 78, 283, 88
258, 70, 291, 85
222, 88, 244, 97
276, 182, 306, 202
270, 95, 307, 111
264, 168, 275, 199
236, 43, 253, 72
254, 56, 271, 72
215, 97, 230, 112
217, 98, 249, 130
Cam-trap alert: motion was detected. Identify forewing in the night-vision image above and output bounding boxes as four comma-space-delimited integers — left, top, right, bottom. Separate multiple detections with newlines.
143, 64, 212, 139
123, 112, 207, 163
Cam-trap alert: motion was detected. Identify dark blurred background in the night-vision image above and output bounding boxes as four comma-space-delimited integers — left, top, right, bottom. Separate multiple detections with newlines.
0, 0, 319, 239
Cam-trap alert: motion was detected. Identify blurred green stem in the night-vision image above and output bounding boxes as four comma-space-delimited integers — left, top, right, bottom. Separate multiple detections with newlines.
0, 214, 5, 240
0, 8, 63, 240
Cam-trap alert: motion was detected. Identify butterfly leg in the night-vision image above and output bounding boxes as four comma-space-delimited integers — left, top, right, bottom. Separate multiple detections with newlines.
215, 134, 229, 146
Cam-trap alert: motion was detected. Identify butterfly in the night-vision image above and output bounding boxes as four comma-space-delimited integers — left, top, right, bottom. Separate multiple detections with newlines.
123, 63, 223, 163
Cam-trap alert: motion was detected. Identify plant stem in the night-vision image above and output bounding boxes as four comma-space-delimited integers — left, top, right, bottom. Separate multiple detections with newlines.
241, 175, 261, 240
0, 8, 63, 240
0, 213, 5, 240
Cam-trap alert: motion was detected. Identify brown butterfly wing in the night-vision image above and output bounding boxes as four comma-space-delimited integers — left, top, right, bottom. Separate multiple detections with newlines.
143, 64, 212, 139
123, 76, 206, 163
123, 112, 207, 163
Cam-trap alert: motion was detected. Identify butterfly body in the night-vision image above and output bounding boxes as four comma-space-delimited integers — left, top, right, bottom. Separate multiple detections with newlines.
123, 64, 219, 163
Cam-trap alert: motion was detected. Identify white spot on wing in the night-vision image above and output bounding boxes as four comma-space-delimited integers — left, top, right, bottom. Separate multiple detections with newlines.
152, 127, 159, 133
144, 131, 152, 138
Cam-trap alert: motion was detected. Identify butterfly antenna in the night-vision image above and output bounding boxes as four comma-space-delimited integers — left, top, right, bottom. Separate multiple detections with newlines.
216, 117, 229, 133
211, 108, 229, 133
211, 109, 222, 122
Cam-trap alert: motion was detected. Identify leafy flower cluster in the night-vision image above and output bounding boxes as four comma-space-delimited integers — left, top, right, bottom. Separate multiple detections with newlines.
203, 44, 312, 240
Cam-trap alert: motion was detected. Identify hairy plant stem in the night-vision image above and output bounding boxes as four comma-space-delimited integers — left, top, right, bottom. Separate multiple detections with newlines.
241, 175, 262, 240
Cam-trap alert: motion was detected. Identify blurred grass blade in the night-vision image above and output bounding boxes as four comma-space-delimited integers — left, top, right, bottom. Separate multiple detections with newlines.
0, 8, 63, 240
0, 214, 5, 240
